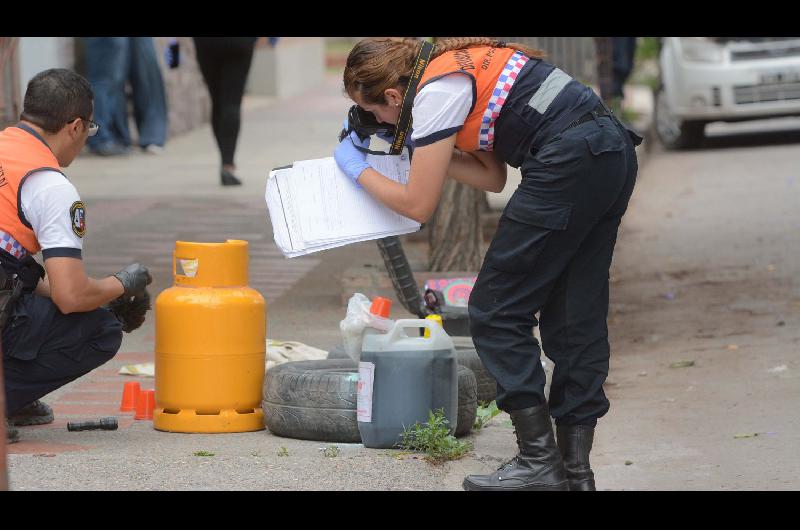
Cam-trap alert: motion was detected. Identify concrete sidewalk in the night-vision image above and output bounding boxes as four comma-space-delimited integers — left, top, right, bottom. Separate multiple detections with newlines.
5, 74, 661, 490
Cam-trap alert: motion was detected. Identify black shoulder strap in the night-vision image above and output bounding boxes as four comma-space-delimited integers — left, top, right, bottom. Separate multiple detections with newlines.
390, 40, 435, 155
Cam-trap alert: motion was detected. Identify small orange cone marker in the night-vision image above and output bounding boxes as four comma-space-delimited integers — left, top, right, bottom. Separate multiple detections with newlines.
120, 381, 141, 412
135, 389, 156, 420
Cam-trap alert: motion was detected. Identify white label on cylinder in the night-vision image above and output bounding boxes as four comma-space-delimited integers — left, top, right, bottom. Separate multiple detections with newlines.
357, 361, 375, 423
178, 258, 199, 278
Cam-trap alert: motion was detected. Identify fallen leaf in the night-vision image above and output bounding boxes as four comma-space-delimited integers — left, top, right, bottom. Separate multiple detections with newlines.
670, 360, 695, 368
727, 344, 739, 351
625, 460, 633, 466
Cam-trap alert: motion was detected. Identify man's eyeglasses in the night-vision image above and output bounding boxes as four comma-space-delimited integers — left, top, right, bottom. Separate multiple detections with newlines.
72, 117, 100, 137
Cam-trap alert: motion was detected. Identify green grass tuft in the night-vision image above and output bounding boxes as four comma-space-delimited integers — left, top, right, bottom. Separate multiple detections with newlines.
320, 445, 340, 458
398, 408, 472, 465
473, 400, 502, 430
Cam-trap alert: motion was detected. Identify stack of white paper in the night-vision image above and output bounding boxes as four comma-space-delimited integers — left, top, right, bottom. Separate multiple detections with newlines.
265, 153, 420, 258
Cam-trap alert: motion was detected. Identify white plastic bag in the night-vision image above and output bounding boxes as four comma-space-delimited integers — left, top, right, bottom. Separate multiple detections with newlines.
340, 293, 394, 363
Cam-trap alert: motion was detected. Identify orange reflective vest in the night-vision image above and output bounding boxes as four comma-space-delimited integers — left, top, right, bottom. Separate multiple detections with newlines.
0, 126, 63, 255
417, 46, 531, 152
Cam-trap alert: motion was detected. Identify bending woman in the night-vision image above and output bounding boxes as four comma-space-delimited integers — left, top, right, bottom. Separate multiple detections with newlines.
334, 37, 642, 491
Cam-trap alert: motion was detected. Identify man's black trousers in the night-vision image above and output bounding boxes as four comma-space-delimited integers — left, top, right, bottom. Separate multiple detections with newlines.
469, 114, 639, 427
2, 294, 123, 415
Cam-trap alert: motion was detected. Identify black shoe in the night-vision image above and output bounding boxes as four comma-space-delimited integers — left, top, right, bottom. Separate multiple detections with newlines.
8, 399, 54, 426
462, 403, 569, 491
557, 424, 596, 491
6, 421, 19, 444
221, 169, 242, 186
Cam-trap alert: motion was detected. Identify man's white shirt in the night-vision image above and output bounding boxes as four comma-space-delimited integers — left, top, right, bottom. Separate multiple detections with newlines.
19, 169, 84, 257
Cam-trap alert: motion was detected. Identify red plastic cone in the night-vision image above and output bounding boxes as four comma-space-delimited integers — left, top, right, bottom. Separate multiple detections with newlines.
370, 296, 392, 318
134, 389, 156, 420
120, 381, 141, 412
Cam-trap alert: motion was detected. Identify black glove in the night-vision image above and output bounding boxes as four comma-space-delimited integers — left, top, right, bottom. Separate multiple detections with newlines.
113, 263, 152, 297
107, 289, 151, 333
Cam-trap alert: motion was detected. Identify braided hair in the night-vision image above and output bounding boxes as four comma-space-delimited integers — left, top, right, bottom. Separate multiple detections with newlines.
431, 37, 544, 60
343, 37, 545, 106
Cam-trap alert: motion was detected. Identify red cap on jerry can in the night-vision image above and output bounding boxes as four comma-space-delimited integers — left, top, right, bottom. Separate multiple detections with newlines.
370, 297, 392, 318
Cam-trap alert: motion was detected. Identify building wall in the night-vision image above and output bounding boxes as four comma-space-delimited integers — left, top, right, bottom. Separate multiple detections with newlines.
17, 37, 74, 96
246, 37, 325, 99
151, 37, 211, 137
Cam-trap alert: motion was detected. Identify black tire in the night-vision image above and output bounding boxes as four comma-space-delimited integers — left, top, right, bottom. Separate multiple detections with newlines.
654, 86, 705, 149
263, 359, 360, 443
327, 343, 349, 360
455, 365, 477, 438
265, 359, 477, 442
453, 337, 497, 405
329, 338, 497, 405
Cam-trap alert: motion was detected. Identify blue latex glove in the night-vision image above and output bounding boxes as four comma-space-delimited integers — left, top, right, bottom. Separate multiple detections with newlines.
334, 130, 371, 182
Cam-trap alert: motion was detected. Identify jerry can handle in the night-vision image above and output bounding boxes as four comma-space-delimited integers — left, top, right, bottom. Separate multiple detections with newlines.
387, 319, 445, 343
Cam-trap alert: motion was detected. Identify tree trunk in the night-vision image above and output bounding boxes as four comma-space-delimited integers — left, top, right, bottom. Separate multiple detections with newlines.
593, 37, 614, 101
428, 179, 487, 272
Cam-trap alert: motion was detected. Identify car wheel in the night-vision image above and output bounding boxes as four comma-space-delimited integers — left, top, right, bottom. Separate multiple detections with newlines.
654, 86, 706, 149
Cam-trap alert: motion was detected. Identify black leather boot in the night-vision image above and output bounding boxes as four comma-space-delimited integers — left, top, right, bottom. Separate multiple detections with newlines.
463, 403, 569, 491
556, 424, 596, 491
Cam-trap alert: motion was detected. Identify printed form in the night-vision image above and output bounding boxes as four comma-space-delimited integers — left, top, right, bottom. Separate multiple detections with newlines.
265, 153, 420, 258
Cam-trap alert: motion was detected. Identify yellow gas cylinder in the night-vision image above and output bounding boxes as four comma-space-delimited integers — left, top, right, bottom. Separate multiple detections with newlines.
153, 240, 266, 433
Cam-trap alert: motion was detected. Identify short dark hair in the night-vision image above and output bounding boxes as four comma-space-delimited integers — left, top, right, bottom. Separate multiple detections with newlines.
20, 68, 94, 134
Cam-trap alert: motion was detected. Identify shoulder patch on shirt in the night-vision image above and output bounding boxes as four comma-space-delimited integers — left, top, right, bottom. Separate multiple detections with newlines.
70, 201, 86, 238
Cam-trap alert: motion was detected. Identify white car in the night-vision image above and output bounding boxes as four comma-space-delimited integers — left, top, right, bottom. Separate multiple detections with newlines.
655, 37, 800, 148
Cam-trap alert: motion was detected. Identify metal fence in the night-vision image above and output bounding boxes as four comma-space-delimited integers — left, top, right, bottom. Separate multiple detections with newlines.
500, 37, 598, 86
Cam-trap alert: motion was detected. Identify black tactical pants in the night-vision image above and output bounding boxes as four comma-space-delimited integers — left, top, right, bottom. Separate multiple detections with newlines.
2, 294, 123, 415
469, 114, 639, 427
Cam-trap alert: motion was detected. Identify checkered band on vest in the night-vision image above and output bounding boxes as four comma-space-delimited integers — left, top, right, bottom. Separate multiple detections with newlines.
478, 51, 530, 150
0, 230, 28, 260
